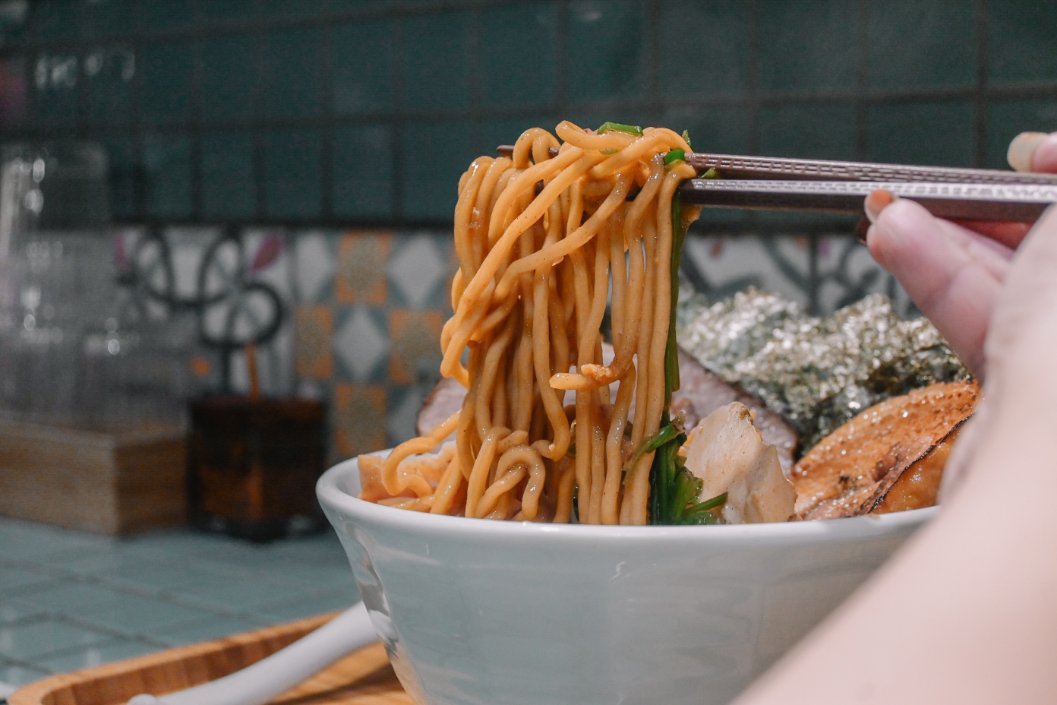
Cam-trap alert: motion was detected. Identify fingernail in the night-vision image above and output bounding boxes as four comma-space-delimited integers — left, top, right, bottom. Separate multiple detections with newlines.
864, 189, 896, 224
1007, 131, 1047, 172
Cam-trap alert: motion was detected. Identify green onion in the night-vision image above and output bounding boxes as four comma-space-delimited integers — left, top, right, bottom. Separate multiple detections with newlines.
597, 121, 643, 136
701, 167, 720, 179
681, 129, 693, 148
646, 188, 727, 526
663, 148, 686, 166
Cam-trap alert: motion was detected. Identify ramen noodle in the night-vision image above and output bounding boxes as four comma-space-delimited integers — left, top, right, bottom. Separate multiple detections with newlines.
361, 121, 699, 525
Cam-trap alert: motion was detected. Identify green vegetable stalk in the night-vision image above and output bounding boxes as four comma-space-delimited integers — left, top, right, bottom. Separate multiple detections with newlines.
648, 190, 726, 525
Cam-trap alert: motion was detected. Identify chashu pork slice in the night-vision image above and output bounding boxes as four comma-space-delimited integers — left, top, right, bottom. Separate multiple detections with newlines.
673, 348, 798, 474
791, 381, 978, 520
681, 402, 796, 524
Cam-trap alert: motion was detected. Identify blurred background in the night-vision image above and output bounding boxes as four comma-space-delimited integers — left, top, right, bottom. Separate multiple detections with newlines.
1, 0, 1055, 461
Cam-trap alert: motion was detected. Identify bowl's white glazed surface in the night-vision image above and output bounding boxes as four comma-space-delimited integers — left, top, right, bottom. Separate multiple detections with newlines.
318, 456, 933, 705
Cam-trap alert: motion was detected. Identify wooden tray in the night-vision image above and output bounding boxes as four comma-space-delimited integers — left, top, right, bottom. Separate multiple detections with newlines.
10, 613, 412, 705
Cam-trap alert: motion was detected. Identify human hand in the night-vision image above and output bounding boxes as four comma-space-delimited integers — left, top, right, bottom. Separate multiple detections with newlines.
863, 131, 1057, 379
732, 136, 1057, 705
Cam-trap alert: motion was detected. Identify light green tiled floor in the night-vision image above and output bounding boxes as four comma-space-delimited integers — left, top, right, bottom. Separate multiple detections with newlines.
0, 517, 359, 695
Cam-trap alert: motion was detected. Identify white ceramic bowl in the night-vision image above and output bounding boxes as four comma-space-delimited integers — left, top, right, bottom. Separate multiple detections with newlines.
318, 455, 933, 705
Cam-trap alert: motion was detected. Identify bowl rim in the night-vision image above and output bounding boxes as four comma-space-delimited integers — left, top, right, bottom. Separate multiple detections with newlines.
317, 453, 938, 543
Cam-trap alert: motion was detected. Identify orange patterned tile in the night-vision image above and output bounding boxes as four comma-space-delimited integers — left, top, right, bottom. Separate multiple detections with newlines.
388, 309, 445, 384
336, 230, 391, 304
333, 383, 388, 457
295, 306, 333, 379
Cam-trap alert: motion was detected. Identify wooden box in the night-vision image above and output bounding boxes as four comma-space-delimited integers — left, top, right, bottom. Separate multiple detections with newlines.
0, 418, 188, 534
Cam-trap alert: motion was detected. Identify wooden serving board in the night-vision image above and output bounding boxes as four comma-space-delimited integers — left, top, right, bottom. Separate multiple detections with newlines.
9, 613, 413, 705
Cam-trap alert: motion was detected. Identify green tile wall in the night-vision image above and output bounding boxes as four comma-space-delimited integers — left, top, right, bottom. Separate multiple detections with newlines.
1, 0, 1055, 228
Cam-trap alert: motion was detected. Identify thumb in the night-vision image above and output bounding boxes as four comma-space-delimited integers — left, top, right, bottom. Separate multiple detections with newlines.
1007, 131, 1057, 173
982, 204, 1057, 393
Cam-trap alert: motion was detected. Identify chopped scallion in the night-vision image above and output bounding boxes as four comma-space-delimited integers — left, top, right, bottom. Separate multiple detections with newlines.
663, 148, 686, 166
596, 121, 643, 136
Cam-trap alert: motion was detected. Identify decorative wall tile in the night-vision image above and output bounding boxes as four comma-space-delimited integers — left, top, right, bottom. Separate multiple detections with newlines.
199, 35, 257, 123
658, 0, 750, 99
864, 101, 976, 167
567, 0, 649, 103
386, 385, 426, 447
143, 134, 193, 218
985, 99, 1057, 169
333, 124, 396, 220
758, 103, 858, 160
82, 47, 134, 126
388, 309, 444, 385
25, 0, 79, 42
401, 10, 472, 113
202, 132, 257, 219
198, 0, 257, 23
386, 234, 448, 308
864, 0, 976, 90
262, 128, 322, 219
815, 235, 913, 315
336, 232, 391, 304
399, 119, 475, 221
261, 26, 324, 119
987, 2, 1057, 86
80, 0, 138, 38
295, 306, 334, 380
293, 232, 338, 304
101, 136, 139, 220
29, 52, 79, 128
3, 0, 1054, 225
757, 0, 858, 93
333, 19, 395, 115
480, 2, 557, 111
138, 41, 193, 125
333, 306, 390, 383
140, 0, 193, 31
333, 383, 387, 457
681, 233, 812, 308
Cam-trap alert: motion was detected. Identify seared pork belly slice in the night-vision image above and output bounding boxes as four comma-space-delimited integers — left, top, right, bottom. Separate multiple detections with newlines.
865, 424, 962, 514
673, 349, 799, 475
792, 381, 978, 520
681, 402, 796, 524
